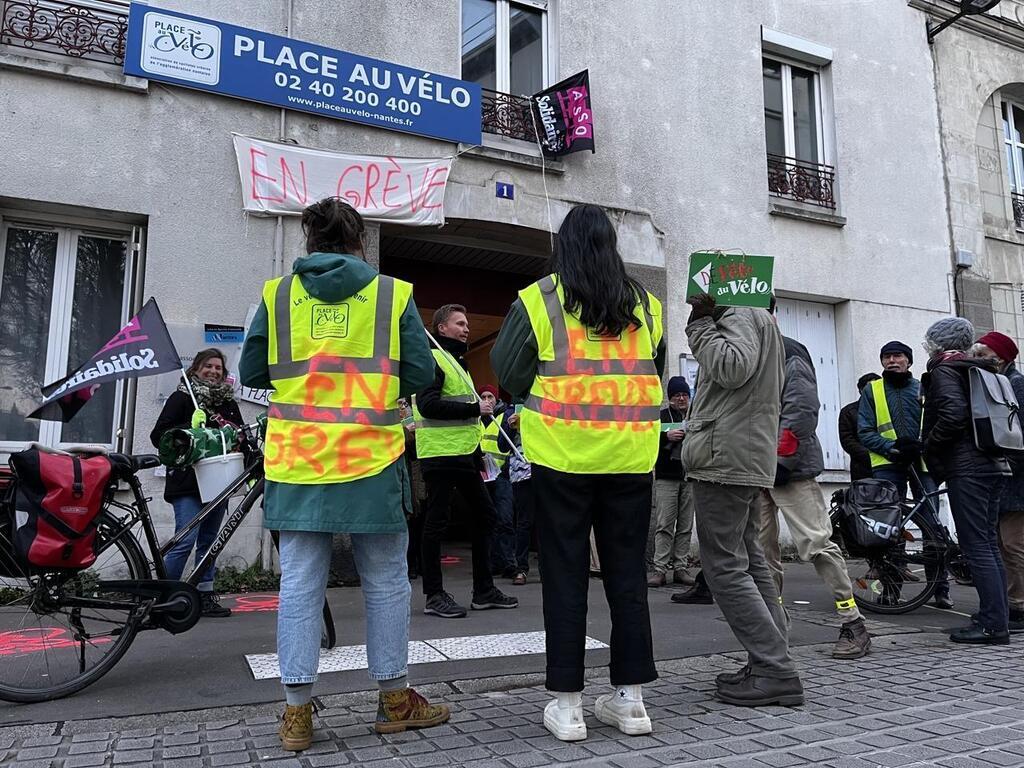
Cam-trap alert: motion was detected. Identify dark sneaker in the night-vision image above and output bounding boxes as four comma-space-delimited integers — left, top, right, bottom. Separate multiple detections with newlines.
471, 587, 519, 610
832, 618, 871, 659
647, 571, 666, 587
933, 592, 955, 610
715, 664, 751, 687
1009, 609, 1024, 634
279, 702, 314, 751
424, 591, 467, 618
375, 687, 450, 734
950, 626, 1010, 645
200, 593, 232, 618
671, 571, 714, 604
512, 572, 527, 586
716, 674, 804, 707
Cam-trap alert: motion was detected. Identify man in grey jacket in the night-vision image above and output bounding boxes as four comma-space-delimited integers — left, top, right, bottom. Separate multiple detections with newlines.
682, 293, 803, 707
760, 334, 870, 660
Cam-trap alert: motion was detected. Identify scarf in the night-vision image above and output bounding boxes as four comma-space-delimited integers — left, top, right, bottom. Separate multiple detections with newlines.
178, 375, 235, 413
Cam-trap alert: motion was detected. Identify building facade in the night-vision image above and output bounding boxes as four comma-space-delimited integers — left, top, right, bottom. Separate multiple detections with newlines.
0, 0, 976, 563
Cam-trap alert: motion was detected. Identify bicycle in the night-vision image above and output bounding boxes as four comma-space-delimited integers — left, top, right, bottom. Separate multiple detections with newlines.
0, 420, 336, 703
829, 466, 971, 615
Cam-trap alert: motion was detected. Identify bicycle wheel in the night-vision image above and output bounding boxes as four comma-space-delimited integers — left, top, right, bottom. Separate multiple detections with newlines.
0, 511, 151, 702
843, 507, 946, 615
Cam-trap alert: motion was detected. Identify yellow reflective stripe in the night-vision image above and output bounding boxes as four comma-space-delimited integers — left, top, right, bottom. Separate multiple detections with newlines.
524, 395, 661, 423
835, 597, 857, 610
269, 402, 401, 427
869, 378, 896, 468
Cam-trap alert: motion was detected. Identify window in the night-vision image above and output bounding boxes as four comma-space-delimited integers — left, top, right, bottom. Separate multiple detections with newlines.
0, 216, 134, 451
761, 30, 837, 211
461, 0, 547, 96
1001, 100, 1024, 228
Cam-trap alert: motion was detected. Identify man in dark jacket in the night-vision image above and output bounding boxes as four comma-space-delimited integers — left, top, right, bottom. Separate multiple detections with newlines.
760, 335, 870, 659
922, 318, 1011, 645
647, 376, 695, 587
417, 305, 518, 619
971, 331, 1024, 633
839, 373, 880, 481
858, 340, 952, 608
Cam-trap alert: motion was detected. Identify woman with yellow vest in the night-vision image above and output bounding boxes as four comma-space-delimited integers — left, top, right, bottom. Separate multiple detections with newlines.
239, 198, 449, 751
492, 204, 666, 742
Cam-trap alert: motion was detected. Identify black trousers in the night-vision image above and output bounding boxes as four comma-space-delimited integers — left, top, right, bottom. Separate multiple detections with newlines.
532, 465, 657, 691
420, 467, 496, 597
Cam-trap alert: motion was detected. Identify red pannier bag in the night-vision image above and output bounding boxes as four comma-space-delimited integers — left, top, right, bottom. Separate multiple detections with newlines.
9, 449, 113, 570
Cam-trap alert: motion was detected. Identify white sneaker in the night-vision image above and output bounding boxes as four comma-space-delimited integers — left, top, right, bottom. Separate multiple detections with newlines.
594, 692, 652, 735
543, 698, 587, 741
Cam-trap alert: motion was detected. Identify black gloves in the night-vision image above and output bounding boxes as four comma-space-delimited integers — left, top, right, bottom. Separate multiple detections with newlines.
686, 293, 718, 323
892, 437, 923, 462
774, 464, 792, 487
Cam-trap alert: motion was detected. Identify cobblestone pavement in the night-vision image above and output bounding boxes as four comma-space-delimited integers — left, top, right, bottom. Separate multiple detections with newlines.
2, 632, 1022, 768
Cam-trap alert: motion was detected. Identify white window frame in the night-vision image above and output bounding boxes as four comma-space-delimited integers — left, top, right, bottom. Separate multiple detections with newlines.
461, 0, 550, 96
762, 54, 825, 164
0, 211, 134, 453
1002, 98, 1024, 194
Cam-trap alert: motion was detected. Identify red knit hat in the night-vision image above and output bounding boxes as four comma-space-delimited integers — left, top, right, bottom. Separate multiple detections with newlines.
978, 331, 1019, 362
478, 384, 499, 398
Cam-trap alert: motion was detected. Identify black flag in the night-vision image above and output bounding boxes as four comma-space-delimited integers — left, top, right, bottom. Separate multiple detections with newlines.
531, 70, 595, 158
29, 298, 182, 422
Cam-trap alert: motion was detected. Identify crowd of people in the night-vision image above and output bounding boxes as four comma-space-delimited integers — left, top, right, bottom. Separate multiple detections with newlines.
152, 194, 1024, 751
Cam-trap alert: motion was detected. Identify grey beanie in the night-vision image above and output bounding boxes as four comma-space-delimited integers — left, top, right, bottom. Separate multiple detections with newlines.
923, 317, 975, 354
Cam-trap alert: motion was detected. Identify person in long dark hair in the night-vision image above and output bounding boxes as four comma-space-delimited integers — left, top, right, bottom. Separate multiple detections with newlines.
491, 203, 666, 741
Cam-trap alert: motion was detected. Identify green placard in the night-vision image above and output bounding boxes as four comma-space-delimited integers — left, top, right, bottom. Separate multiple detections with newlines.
687, 252, 774, 308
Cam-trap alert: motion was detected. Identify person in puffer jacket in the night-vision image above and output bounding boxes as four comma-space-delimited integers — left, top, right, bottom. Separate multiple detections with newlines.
758, 331, 870, 661
921, 318, 1011, 645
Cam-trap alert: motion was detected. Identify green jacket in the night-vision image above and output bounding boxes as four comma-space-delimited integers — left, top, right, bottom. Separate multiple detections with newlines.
239, 252, 435, 533
681, 307, 784, 487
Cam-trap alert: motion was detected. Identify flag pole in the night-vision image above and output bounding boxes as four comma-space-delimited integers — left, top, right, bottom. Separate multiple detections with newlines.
179, 368, 201, 413
422, 328, 527, 463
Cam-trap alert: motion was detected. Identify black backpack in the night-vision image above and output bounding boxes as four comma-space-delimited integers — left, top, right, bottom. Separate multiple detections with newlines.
833, 479, 903, 556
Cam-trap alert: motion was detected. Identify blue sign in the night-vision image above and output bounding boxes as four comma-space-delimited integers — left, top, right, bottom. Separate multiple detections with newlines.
123, 3, 482, 145
496, 182, 515, 200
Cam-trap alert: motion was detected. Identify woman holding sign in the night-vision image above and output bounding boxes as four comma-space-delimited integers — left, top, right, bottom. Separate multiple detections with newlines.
491, 204, 665, 742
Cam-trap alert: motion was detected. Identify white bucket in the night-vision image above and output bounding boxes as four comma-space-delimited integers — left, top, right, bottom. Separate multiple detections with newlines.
193, 431, 245, 503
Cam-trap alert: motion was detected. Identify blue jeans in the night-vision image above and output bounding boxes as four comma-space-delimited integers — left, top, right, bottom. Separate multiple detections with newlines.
947, 475, 1009, 632
488, 474, 516, 575
277, 530, 411, 685
163, 495, 226, 591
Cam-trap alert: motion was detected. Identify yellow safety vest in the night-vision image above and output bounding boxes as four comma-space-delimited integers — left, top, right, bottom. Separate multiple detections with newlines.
480, 412, 509, 469
261, 272, 410, 484
867, 378, 925, 470
413, 348, 484, 459
518, 274, 663, 474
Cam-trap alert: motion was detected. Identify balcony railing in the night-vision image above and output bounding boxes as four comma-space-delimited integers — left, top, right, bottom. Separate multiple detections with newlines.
1012, 191, 1024, 230
767, 154, 837, 210
481, 88, 538, 144
0, 0, 127, 65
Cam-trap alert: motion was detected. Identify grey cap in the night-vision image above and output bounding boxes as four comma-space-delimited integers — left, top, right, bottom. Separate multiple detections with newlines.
923, 317, 975, 355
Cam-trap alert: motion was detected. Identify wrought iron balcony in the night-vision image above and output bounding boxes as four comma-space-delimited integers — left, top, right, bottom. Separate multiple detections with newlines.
767, 154, 837, 210
1012, 191, 1024, 230
481, 88, 538, 144
1, 0, 127, 65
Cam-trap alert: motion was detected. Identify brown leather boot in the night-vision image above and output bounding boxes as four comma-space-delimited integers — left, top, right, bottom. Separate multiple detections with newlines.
279, 702, 313, 751
832, 618, 871, 659
375, 687, 451, 734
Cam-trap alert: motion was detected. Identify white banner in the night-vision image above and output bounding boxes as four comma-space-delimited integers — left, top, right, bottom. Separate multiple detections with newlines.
232, 134, 452, 225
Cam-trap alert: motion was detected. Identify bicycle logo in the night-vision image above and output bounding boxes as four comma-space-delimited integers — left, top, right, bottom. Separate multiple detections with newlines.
151, 29, 215, 60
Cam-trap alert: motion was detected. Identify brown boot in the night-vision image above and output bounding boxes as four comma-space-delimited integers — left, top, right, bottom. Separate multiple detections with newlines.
832, 618, 871, 659
375, 687, 451, 734
279, 703, 313, 751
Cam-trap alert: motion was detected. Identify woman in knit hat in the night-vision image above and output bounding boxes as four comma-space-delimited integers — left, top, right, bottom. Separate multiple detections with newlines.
971, 331, 1024, 634
921, 318, 1011, 644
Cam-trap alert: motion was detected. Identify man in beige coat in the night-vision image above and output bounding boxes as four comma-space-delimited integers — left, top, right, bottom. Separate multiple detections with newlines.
681, 293, 803, 707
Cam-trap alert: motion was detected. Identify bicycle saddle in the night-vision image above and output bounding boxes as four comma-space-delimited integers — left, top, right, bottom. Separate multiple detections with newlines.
108, 453, 162, 478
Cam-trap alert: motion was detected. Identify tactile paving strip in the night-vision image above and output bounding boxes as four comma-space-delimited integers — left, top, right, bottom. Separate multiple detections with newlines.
244, 632, 608, 680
